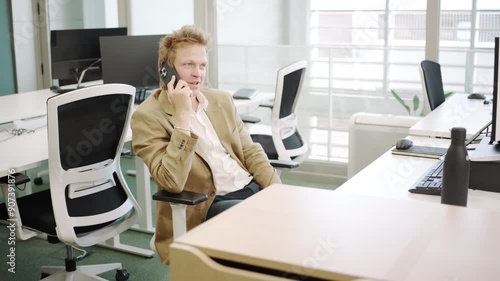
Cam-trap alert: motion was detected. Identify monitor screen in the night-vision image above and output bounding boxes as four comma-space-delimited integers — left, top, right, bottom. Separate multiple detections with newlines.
490, 37, 500, 143
100, 35, 164, 89
50, 27, 127, 85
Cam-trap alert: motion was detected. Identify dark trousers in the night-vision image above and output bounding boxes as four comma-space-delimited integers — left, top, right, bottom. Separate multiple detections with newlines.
206, 180, 261, 220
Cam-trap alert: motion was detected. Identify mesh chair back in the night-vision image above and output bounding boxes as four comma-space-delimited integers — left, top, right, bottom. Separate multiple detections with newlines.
420, 60, 446, 112
46, 84, 140, 247
279, 67, 306, 119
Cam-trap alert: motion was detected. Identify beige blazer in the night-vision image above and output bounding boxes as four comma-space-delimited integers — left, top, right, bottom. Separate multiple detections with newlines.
131, 87, 280, 263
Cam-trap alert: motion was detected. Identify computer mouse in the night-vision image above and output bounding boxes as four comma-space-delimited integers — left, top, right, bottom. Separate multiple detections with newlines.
395, 138, 413, 150
468, 93, 486, 100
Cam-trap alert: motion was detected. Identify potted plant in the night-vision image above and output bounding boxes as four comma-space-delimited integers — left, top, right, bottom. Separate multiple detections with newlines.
390, 89, 453, 116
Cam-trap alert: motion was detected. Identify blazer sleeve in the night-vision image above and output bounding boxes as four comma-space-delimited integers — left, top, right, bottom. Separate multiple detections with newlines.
131, 108, 198, 193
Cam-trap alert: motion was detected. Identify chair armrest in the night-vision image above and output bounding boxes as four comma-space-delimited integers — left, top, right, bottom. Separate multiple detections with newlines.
152, 190, 208, 205
240, 114, 261, 123
259, 99, 274, 108
270, 160, 300, 169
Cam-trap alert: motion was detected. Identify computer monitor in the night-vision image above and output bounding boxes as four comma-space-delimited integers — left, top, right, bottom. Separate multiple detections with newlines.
490, 37, 500, 143
100, 35, 163, 90
50, 27, 127, 87
469, 37, 500, 162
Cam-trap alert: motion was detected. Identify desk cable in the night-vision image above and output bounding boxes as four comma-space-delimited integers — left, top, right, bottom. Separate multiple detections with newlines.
465, 125, 491, 150
73, 245, 91, 261
0, 124, 47, 143
48, 244, 92, 261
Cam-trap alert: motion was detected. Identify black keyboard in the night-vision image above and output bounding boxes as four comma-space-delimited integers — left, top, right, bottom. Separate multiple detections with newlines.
409, 159, 444, 195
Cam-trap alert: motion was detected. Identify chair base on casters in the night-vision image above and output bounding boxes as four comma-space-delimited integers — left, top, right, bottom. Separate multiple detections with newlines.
40, 245, 130, 281
41, 263, 128, 281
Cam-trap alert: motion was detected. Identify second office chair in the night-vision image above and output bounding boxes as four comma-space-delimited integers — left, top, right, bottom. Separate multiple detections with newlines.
420, 60, 446, 115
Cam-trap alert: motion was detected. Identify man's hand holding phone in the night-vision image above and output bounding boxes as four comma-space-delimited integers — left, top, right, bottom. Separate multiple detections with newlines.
160, 63, 190, 112
166, 75, 192, 114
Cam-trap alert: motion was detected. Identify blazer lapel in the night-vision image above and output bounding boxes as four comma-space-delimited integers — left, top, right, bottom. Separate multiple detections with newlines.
203, 91, 244, 168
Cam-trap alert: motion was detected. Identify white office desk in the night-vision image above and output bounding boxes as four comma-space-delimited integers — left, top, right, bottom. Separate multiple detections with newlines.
409, 94, 492, 139
0, 90, 55, 124
170, 184, 500, 281
0, 129, 48, 178
337, 136, 500, 211
340, 93, 500, 211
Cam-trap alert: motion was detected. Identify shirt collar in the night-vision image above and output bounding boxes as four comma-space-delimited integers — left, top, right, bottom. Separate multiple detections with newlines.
196, 91, 209, 112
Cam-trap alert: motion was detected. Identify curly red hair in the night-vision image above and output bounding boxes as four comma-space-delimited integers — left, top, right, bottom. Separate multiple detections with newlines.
158, 25, 211, 89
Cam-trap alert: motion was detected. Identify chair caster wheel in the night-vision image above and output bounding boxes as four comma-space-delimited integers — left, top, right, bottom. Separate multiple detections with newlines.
115, 269, 130, 281
34, 177, 43, 185
41, 272, 50, 279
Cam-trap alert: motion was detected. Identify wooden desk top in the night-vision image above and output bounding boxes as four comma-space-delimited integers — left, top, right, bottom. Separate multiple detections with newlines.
174, 184, 500, 281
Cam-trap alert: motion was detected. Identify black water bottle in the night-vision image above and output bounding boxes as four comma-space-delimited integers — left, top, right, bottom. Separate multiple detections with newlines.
441, 127, 470, 207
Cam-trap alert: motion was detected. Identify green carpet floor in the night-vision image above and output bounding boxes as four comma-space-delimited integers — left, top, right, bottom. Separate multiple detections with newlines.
0, 156, 337, 280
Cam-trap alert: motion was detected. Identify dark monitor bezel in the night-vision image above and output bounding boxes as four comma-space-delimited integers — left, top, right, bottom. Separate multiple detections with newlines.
490, 37, 500, 143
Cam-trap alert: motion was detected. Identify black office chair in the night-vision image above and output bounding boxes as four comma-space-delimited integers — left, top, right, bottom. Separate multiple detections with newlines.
247, 60, 309, 164
0, 84, 140, 281
420, 60, 446, 115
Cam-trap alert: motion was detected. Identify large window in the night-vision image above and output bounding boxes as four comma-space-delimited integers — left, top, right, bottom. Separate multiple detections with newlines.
216, 0, 500, 164
307, 0, 428, 162
439, 0, 500, 94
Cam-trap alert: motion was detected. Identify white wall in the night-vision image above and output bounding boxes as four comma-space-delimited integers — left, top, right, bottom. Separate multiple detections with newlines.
215, 0, 310, 90
103, 0, 119, 27
217, 0, 286, 45
47, 0, 84, 30
82, 0, 105, 28
128, 0, 194, 35
48, 0, 118, 30
11, 0, 39, 92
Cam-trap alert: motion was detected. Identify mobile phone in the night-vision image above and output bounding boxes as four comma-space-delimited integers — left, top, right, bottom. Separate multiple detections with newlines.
159, 63, 180, 88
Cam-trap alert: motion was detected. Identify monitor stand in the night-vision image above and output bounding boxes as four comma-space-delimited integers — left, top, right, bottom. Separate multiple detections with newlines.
469, 136, 500, 162
59, 58, 101, 93
50, 85, 83, 94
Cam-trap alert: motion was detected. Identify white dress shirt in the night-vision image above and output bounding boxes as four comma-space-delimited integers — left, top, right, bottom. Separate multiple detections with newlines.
189, 92, 253, 195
